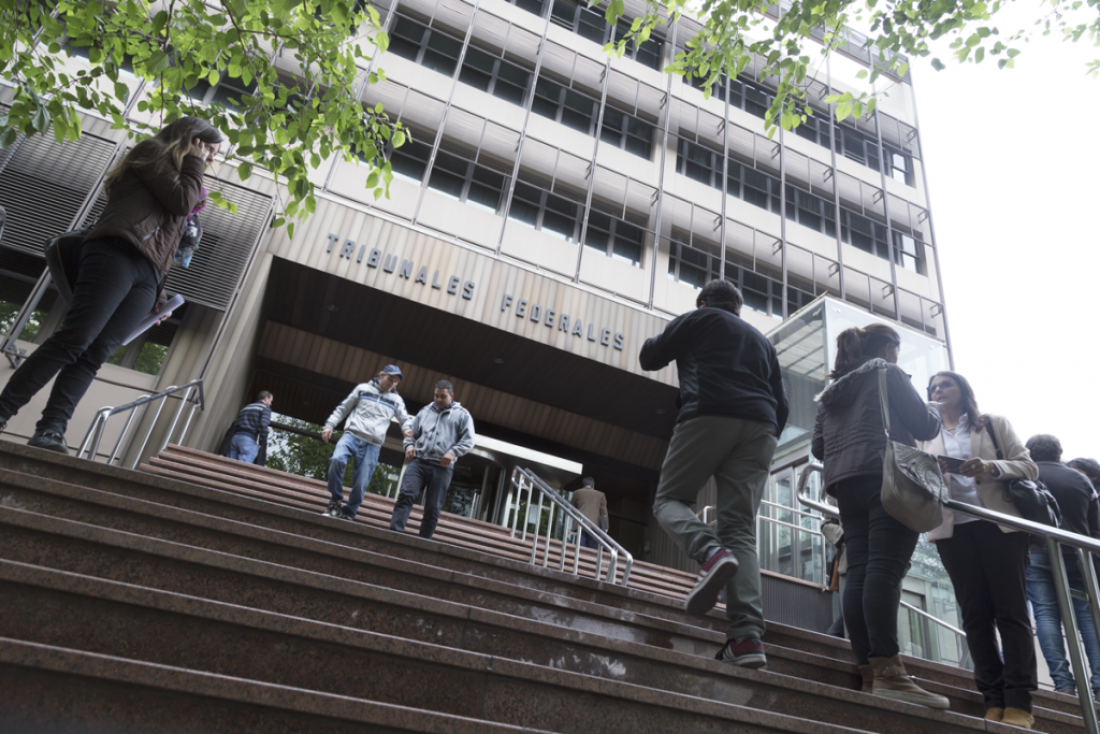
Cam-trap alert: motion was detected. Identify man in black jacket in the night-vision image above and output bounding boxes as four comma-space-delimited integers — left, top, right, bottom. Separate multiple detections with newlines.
1025, 434, 1100, 696
640, 280, 787, 668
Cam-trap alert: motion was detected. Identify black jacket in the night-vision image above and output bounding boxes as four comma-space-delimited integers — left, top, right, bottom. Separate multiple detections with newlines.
639, 307, 788, 435
85, 152, 207, 308
1034, 461, 1099, 550
811, 358, 940, 491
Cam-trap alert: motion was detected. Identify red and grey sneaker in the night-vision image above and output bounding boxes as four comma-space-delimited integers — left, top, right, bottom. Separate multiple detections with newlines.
716, 636, 767, 669
685, 547, 738, 616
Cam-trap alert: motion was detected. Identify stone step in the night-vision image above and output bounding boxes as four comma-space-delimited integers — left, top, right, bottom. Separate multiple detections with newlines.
0, 503, 1084, 734
1, 443, 1086, 723
149, 443, 698, 595
2, 454, 1055, 715
0, 637, 557, 734
0, 558, 1027, 734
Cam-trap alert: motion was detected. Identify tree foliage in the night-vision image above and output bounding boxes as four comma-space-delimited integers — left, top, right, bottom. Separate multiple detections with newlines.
607, 0, 1099, 134
266, 415, 401, 497
0, 0, 406, 236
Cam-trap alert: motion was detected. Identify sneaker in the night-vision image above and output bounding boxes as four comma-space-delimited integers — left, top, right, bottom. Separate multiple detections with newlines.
321, 500, 341, 517
716, 636, 767, 669
339, 509, 355, 521
685, 547, 738, 616
28, 429, 69, 455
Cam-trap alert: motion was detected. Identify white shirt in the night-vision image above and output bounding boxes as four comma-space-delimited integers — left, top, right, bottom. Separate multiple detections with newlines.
941, 413, 982, 523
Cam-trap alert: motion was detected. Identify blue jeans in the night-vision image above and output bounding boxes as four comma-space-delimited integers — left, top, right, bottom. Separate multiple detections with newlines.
389, 457, 454, 539
580, 530, 600, 549
227, 433, 259, 463
327, 433, 380, 518
1027, 550, 1100, 693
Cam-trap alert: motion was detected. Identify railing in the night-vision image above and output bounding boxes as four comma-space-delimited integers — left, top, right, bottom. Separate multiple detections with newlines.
507, 466, 633, 586
700, 500, 828, 586
797, 461, 1100, 734
77, 380, 205, 469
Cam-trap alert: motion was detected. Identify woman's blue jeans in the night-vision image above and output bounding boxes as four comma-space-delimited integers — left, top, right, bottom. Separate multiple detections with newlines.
1027, 550, 1100, 693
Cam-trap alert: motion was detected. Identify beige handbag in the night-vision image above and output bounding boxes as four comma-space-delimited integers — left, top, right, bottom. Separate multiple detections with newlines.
877, 366, 947, 532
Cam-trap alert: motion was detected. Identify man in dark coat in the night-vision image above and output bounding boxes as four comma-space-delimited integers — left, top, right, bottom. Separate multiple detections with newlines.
640, 279, 787, 669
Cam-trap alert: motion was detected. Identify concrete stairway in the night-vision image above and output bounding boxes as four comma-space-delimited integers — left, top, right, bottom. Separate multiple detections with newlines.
0, 441, 1087, 733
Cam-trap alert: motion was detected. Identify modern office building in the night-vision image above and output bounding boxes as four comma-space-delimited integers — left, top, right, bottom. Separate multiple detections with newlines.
0, 0, 952, 639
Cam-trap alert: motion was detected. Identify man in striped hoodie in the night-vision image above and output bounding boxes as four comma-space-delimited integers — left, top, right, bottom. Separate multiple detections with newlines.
321, 365, 413, 521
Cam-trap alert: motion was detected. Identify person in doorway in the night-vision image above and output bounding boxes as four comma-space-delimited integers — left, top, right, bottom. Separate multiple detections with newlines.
811, 323, 947, 708
571, 477, 608, 549
227, 391, 274, 463
389, 380, 475, 540
639, 279, 787, 669
918, 371, 1038, 728
1025, 435, 1100, 699
321, 365, 412, 521
0, 117, 222, 453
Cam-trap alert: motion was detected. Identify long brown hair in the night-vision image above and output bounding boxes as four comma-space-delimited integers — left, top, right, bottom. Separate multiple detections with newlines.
829, 323, 900, 379
927, 370, 985, 429
103, 116, 223, 198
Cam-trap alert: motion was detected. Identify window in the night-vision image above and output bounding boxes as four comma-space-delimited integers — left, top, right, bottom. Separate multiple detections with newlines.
841, 209, 890, 261
676, 140, 723, 187
726, 262, 785, 320
667, 233, 720, 290
390, 16, 533, 105
893, 231, 921, 272
731, 162, 781, 214
509, 177, 584, 241
532, 76, 597, 134
785, 185, 836, 237
389, 16, 462, 76
516, 0, 663, 69
585, 209, 645, 266
600, 105, 655, 159
389, 138, 432, 183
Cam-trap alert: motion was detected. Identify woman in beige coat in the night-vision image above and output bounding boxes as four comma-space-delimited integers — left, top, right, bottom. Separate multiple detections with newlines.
919, 370, 1039, 728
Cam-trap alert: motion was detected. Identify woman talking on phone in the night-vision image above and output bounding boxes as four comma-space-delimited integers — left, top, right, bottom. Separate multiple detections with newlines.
919, 371, 1039, 729
0, 116, 222, 453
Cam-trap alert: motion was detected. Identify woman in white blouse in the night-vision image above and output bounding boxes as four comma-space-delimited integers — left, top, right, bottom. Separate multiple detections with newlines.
919, 371, 1039, 729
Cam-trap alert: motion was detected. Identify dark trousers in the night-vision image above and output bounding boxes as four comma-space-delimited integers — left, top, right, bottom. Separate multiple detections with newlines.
937, 520, 1036, 712
0, 238, 158, 434
835, 473, 919, 665
580, 530, 600, 549
389, 458, 454, 539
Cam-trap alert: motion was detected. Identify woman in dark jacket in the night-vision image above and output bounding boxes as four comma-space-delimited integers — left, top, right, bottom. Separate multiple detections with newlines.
0, 117, 222, 453
811, 323, 945, 707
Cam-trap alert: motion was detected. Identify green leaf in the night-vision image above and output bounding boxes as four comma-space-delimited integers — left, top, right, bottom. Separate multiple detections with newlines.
238, 161, 253, 180
836, 102, 852, 121
147, 50, 172, 75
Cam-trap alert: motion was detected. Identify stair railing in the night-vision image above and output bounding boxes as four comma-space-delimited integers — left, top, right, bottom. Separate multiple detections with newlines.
77, 380, 205, 468
798, 461, 1100, 734
508, 466, 633, 586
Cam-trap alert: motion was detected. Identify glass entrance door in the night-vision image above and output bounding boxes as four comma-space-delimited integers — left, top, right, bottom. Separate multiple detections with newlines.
442, 453, 502, 520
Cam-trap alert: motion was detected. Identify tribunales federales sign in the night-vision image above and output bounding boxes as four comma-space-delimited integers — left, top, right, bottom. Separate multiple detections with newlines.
322, 232, 625, 351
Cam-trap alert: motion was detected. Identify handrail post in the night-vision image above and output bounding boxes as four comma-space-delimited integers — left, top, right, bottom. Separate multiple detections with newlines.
108, 401, 145, 465
1080, 547, 1100, 663
132, 385, 176, 465
1049, 536, 1100, 734
86, 409, 113, 461
158, 385, 192, 455
543, 503, 554, 568
77, 409, 108, 458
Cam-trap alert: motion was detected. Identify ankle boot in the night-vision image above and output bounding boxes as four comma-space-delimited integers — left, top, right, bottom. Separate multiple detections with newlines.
869, 655, 950, 709
857, 664, 873, 693
1000, 707, 1034, 729
984, 707, 1005, 722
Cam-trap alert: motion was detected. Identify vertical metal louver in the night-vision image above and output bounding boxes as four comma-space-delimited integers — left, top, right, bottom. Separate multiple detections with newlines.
77, 177, 273, 311
0, 128, 118, 256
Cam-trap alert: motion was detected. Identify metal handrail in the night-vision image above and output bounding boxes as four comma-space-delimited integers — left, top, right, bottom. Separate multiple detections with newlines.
797, 461, 1100, 734
508, 466, 633, 586
77, 380, 205, 468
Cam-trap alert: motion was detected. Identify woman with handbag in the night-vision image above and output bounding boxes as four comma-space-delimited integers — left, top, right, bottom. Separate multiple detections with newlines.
811, 323, 946, 707
919, 371, 1039, 728
0, 116, 222, 453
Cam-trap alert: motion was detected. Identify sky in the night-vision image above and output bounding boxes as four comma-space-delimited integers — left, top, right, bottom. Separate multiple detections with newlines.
908, 15, 1100, 461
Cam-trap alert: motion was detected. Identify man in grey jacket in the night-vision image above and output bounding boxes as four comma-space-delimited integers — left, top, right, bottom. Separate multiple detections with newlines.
389, 380, 476, 540
321, 365, 412, 520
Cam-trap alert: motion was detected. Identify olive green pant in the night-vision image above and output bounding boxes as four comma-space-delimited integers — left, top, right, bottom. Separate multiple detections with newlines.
653, 415, 778, 640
